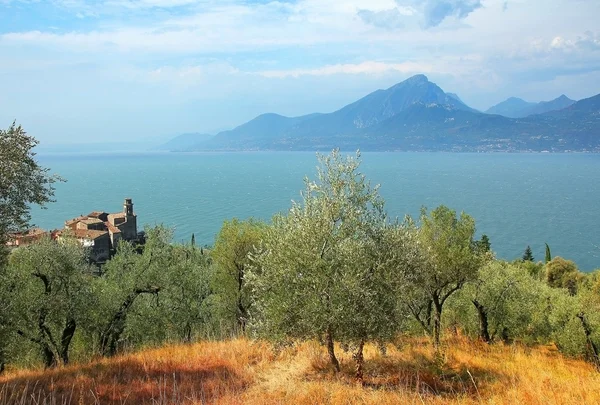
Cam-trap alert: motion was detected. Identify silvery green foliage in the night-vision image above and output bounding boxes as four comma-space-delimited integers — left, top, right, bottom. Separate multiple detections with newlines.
248, 149, 404, 349
549, 280, 600, 362
446, 261, 549, 342
545, 256, 583, 295
402, 206, 486, 347
90, 226, 214, 354
0, 123, 63, 370
0, 123, 62, 241
211, 218, 266, 334
4, 237, 95, 367
124, 242, 213, 345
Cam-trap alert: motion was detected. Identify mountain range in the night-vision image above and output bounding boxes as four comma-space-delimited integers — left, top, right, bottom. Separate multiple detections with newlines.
162, 75, 600, 152
485, 95, 576, 118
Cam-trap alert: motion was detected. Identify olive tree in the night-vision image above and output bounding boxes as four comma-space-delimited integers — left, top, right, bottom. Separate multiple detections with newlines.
449, 261, 543, 343
92, 226, 171, 357
250, 150, 401, 381
0, 264, 14, 372
124, 243, 213, 345
549, 274, 600, 369
545, 256, 583, 295
405, 206, 486, 349
0, 122, 62, 245
161, 244, 213, 342
5, 237, 94, 368
0, 123, 62, 371
211, 218, 265, 334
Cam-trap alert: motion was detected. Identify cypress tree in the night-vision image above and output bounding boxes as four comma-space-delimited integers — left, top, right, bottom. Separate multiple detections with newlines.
545, 243, 552, 263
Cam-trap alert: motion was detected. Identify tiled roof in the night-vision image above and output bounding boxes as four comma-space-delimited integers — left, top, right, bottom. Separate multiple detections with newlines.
25, 228, 47, 236
88, 211, 107, 218
109, 212, 127, 218
5, 228, 49, 246
105, 222, 121, 233
59, 229, 108, 240
81, 218, 103, 225
65, 216, 87, 226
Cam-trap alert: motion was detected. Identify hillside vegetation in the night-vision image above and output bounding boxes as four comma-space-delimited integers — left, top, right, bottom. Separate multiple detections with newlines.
1, 336, 599, 405
2, 130, 600, 404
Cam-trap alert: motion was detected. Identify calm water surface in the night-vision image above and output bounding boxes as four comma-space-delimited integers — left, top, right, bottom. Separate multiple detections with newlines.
31, 152, 600, 271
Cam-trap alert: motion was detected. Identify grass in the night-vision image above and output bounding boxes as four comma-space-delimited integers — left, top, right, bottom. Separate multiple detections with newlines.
1, 335, 599, 404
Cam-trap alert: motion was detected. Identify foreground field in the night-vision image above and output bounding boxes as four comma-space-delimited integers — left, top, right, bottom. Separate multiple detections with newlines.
1, 336, 599, 405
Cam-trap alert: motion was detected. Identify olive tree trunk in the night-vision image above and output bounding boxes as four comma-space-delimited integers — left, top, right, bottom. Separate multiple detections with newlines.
353, 340, 365, 384
577, 312, 600, 370
473, 300, 491, 343
326, 326, 340, 372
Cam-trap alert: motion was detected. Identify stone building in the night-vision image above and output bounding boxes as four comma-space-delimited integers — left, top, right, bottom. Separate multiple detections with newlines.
6, 198, 140, 264
6, 228, 54, 247
61, 198, 139, 263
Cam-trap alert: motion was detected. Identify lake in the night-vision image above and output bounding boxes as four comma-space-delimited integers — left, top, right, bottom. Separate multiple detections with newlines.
31, 152, 600, 271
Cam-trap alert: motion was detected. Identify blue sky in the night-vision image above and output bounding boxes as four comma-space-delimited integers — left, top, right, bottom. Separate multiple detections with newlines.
1, 0, 599, 144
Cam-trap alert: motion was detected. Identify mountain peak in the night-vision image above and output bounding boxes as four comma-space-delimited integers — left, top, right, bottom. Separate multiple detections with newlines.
386, 74, 431, 91
405, 74, 429, 84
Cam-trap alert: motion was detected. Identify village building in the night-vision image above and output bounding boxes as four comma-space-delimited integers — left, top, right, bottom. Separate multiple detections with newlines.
7, 198, 140, 264
5, 228, 56, 247
60, 198, 139, 262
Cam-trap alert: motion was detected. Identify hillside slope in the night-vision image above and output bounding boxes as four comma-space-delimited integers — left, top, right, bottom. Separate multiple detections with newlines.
1, 337, 599, 405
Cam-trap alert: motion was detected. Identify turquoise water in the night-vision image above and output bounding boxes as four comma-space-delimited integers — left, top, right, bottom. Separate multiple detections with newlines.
31, 152, 600, 271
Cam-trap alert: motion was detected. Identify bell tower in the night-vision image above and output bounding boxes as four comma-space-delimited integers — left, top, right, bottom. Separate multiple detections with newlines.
124, 198, 134, 216
121, 198, 138, 240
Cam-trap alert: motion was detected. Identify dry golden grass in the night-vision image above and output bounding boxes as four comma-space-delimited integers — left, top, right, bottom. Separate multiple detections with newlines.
1, 335, 599, 405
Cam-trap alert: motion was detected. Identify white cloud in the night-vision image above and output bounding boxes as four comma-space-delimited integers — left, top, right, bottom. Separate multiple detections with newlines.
257, 61, 435, 78
1, 0, 600, 142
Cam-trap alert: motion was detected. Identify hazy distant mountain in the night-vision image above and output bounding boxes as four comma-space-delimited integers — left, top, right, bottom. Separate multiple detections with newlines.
201, 113, 323, 150
485, 97, 536, 118
526, 95, 576, 116
321, 74, 477, 130
485, 95, 576, 118
170, 75, 599, 152
157, 133, 214, 151
541, 93, 600, 119
200, 75, 477, 150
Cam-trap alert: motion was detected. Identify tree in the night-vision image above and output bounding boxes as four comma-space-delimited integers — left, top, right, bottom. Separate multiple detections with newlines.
453, 261, 541, 343
0, 123, 62, 370
545, 243, 552, 263
211, 218, 265, 334
125, 243, 214, 344
522, 245, 534, 262
5, 237, 94, 367
475, 234, 491, 254
0, 263, 13, 373
250, 150, 399, 382
93, 226, 172, 357
545, 257, 582, 295
0, 122, 62, 244
548, 284, 600, 370
406, 206, 486, 350
163, 245, 212, 342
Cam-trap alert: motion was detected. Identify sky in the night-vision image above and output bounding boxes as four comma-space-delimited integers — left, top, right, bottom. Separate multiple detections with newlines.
1, 0, 599, 145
